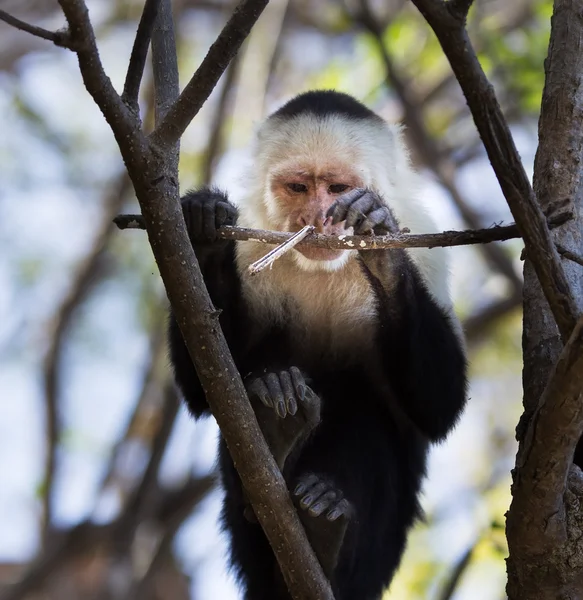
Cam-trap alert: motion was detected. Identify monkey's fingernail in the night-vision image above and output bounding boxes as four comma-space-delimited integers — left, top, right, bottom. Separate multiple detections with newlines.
301, 495, 313, 507
309, 504, 325, 516
297, 385, 306, 401
294, 483, 307, 496
276, 401, 286, 418
260, 394, 272, 407
327, 509, 342, 521
288, 398, 297, 415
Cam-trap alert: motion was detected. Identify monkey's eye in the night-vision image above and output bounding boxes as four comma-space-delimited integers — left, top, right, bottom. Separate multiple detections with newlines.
287, 183, 308, 193
329, 184, 350, 194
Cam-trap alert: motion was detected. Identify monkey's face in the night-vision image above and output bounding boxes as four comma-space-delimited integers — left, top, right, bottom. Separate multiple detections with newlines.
269, 162, 363, 262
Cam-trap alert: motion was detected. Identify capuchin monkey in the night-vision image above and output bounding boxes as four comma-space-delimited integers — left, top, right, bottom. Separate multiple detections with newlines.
169, 90, 468, 600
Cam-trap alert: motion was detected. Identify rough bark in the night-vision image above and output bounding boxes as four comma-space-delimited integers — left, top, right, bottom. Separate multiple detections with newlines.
506, 1, 583, 597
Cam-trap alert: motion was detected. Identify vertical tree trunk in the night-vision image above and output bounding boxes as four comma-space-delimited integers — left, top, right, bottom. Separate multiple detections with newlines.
507, 1, 583, 596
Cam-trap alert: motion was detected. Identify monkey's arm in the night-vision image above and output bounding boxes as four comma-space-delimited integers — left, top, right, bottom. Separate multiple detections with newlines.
328, 189, 467, 441
168, 188, 242, 418
362, 248, 467, 441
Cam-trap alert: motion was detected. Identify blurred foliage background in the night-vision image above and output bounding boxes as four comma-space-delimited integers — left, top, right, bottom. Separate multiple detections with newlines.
0, 0, 552, 598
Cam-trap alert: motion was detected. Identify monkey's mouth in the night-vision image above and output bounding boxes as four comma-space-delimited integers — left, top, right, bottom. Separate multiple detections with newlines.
296, 246, 345, 262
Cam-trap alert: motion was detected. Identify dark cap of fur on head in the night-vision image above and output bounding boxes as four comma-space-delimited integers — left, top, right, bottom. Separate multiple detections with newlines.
270, 90, 383, 122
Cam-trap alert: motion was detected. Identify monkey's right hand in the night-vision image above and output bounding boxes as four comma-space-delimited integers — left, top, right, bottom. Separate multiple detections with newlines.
181, 188, 238, 244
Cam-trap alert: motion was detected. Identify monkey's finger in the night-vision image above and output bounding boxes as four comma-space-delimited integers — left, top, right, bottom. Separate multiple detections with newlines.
326, 188, 366, 224
265, 372, 286, 417
214, 202, 228, 227
289, 366, 306, 401
308, 490, 339, 517
294, 474, 320, 497
357, 207, 390, 235
247, 378, 272, 407
327, 498, 352, 521
202, 201, 219, 241
299, 480, 329, 510
278, 370, 297, 416
344, 193, 375, 229
216, 201, 236, 227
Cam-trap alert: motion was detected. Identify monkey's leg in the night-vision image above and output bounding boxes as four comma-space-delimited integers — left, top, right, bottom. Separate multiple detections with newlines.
243, 368, 321, 523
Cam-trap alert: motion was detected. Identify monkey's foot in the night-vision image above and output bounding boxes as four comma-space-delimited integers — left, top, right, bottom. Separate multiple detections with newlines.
246, 367, 321, 470
293, 473, 352, 578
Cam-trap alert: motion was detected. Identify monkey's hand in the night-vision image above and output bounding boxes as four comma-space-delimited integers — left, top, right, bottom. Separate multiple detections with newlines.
327, 188, 409, 285
181, 188, 238, 244
245, 367, 321, 471
326, 188, 400, 236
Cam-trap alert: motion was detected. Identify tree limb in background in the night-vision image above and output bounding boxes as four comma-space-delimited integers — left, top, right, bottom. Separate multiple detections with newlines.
410, 0, 579, 343
1, 475, 215, 600
112, 384, 181, 547
149, 0, 270, 152
51, 1, 336, 598
122, 0, 161, 112
202, 55, 241, 184
463, 292, 522, 344
40, 174, 131, 542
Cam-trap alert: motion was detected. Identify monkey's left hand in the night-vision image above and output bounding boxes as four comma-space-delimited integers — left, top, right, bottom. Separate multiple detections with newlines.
328, 189, 410, 285
326, 188, 400, 236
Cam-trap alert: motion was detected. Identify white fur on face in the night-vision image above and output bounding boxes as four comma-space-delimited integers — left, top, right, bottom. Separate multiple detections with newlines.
235, 107, 463, 342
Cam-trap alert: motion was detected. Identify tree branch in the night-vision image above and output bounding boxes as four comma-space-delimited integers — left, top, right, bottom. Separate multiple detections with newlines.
52, 1, 334, 597
506, 0, 583, 595
355, 0, 523, 291
0, 9, 71, 47
513, 312, 583, 532
57, 0, 142, 151
112, 210, 572, 251
447, 0, 474, 21
121, 0, 161, 112
149, 0, 269, 152
410, 0, 580, 343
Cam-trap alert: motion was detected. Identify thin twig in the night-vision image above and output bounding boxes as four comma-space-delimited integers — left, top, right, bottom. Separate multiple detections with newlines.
149, 0, 269, 151
249, 225, 314, 274
113, 210, 571, 251
0, 9, 71, 47
122, 0, 161, 111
